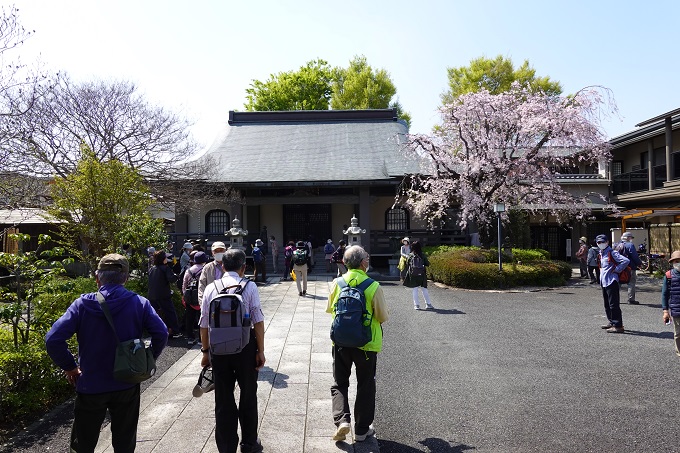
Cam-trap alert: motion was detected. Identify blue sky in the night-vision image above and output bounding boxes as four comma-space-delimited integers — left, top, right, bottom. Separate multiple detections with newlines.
11, 0, 680, 151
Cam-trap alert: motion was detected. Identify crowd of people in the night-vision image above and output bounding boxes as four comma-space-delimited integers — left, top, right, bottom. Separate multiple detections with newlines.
44, 225, 680, 452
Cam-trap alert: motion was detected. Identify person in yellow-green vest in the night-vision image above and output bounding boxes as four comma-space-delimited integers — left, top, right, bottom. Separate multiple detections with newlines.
326, 245, 389, 443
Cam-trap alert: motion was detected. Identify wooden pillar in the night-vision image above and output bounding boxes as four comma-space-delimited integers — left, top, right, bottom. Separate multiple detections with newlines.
666, 117, 673, 182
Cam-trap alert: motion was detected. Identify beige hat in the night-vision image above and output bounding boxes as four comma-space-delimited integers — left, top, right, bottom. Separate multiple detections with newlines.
211, 241, 226, 251
97, 253, 129, 274
669, 251, 680, 263
402, 237, 410, 244
579, 237, 587, 243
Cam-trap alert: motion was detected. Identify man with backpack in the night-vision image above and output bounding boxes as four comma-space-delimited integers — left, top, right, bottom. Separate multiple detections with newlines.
252, 238, 266, 283
326, 245, 388, 443
617, 231, 643, 304
596, 234, 630, 333
661, 251, 680, 355
199, 248, 265, 453
182, 251, 208, 347
293, 241, 309, 296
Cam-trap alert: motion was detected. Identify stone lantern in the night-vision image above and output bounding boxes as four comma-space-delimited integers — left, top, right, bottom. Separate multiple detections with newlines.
343, 214, 366, 247
224, 216, 248, 251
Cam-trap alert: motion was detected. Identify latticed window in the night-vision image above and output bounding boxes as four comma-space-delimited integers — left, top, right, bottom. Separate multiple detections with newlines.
206, 210, 230, 233
385, 207, 409, 231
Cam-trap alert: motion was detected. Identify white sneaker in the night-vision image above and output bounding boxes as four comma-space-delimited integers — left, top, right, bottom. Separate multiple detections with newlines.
426, 304, 434, 310
355, 427, 375, 441
414, 305, 420, 310
332, 422, 351, 441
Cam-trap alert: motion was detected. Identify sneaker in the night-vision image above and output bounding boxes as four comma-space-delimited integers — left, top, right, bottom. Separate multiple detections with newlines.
601, 323, 614, 329
605, 326, 625, 334
332, 422, 351, 441
354, 427, 375, 442
187, 338, 198, 347
299, 292, 303, 296
303, 290, 306, 295
414, 305, 420, 310
169, 332, 183, 339
425, 304, 434, 310
628, 300, 640, 305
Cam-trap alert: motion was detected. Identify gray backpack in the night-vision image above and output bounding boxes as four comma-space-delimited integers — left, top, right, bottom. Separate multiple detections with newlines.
208, 278, 252, 355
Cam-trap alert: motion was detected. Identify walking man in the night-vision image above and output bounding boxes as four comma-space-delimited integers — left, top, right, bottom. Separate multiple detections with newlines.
46, 254, 168, 452
200, 249, 266, 453
619, 231, 643, 304
596, 234, 630, 333
327, 245, 389, 442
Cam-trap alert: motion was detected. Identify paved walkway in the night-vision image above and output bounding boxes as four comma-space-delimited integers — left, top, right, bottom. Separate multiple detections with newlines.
95, 274, 379, 453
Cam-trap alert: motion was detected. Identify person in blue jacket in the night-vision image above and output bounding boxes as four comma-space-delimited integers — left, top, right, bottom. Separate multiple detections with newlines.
661, 251, 680, 355
596, 234, 630, 333
618, 231, 643, 304
46, 254, 168, 453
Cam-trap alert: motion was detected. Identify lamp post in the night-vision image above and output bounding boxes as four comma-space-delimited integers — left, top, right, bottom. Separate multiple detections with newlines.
493, 202, 506, 272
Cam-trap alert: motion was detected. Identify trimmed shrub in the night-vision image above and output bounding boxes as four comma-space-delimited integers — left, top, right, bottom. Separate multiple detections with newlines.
427, 248, 568, 289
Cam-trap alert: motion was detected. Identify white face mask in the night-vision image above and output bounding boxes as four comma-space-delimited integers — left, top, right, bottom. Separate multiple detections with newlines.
598, 243, 608, 250
674, 263, 680, 272
213, 252, 224, 262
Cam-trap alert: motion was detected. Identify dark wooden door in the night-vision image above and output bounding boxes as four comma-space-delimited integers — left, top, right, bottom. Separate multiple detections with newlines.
283, 204, 331, 248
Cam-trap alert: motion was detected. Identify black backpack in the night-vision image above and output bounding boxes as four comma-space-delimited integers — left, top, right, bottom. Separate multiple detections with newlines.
330, 277, 375, 348
183, 268, 203, 308
409, 253, 425, 276
293, 249, 307, 266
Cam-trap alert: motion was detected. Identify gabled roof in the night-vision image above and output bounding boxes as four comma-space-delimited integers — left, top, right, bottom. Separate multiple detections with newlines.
199, 109, 419, 184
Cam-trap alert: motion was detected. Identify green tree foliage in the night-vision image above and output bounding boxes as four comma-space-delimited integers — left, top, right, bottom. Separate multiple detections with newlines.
117, 214, 169, 276
331, 55, 411, 128
244, 59, 333, 111
47, 144, 156, 269
0, 234, 72, 348
442, 55, 562, 104
244, 56, 411, 127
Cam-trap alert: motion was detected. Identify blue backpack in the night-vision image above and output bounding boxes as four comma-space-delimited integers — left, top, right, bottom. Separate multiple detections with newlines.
330, 277, 374, 348
252, 246, 263, 263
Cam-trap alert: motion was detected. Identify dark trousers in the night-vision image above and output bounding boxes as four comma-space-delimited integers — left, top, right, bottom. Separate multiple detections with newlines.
253, 261, 266, 282
150, 297, 180, 333
579, 260, 588, 277
331, 345, 377, 436
70, 385, 140, 453
185, 306, 199, 340
284, 260, 293, 278
588, 265, 600, 282
212, 336, 259, 453
602, 281, 623, 327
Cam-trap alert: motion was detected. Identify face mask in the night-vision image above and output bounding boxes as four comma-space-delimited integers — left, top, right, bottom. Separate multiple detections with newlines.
213, 252, 224, 262
598, 243, 608, 250
674, 263, 680, 272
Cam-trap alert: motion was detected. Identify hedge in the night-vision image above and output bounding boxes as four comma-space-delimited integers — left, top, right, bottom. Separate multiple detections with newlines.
425, 246, 571, 289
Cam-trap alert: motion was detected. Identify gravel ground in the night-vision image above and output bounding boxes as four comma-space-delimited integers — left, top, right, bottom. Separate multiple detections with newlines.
0, 336, 191, 453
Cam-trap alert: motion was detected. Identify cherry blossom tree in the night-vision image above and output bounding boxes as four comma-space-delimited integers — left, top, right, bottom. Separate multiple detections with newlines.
400, 84, 615, 242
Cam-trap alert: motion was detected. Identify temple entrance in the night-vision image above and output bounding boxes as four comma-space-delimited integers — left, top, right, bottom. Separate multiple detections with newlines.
283, 204, 331, 248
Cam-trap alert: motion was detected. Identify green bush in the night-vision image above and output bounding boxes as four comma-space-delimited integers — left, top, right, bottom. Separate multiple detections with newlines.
0, 331, 72, 425
427, 248, 568, 289
510, 248, 550, 262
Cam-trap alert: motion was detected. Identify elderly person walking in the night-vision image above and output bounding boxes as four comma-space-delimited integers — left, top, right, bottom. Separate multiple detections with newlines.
327, 245, 388, 442
596, 234, 630, 333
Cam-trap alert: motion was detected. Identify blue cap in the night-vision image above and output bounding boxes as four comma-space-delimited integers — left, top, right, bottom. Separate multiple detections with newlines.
595, 234, 608, 243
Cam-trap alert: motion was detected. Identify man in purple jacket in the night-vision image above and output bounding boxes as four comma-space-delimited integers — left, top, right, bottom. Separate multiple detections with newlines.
46, 254, 168, 453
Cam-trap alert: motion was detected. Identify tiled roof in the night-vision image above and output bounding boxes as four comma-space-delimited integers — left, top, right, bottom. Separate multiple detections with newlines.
198, 110, 419, 184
